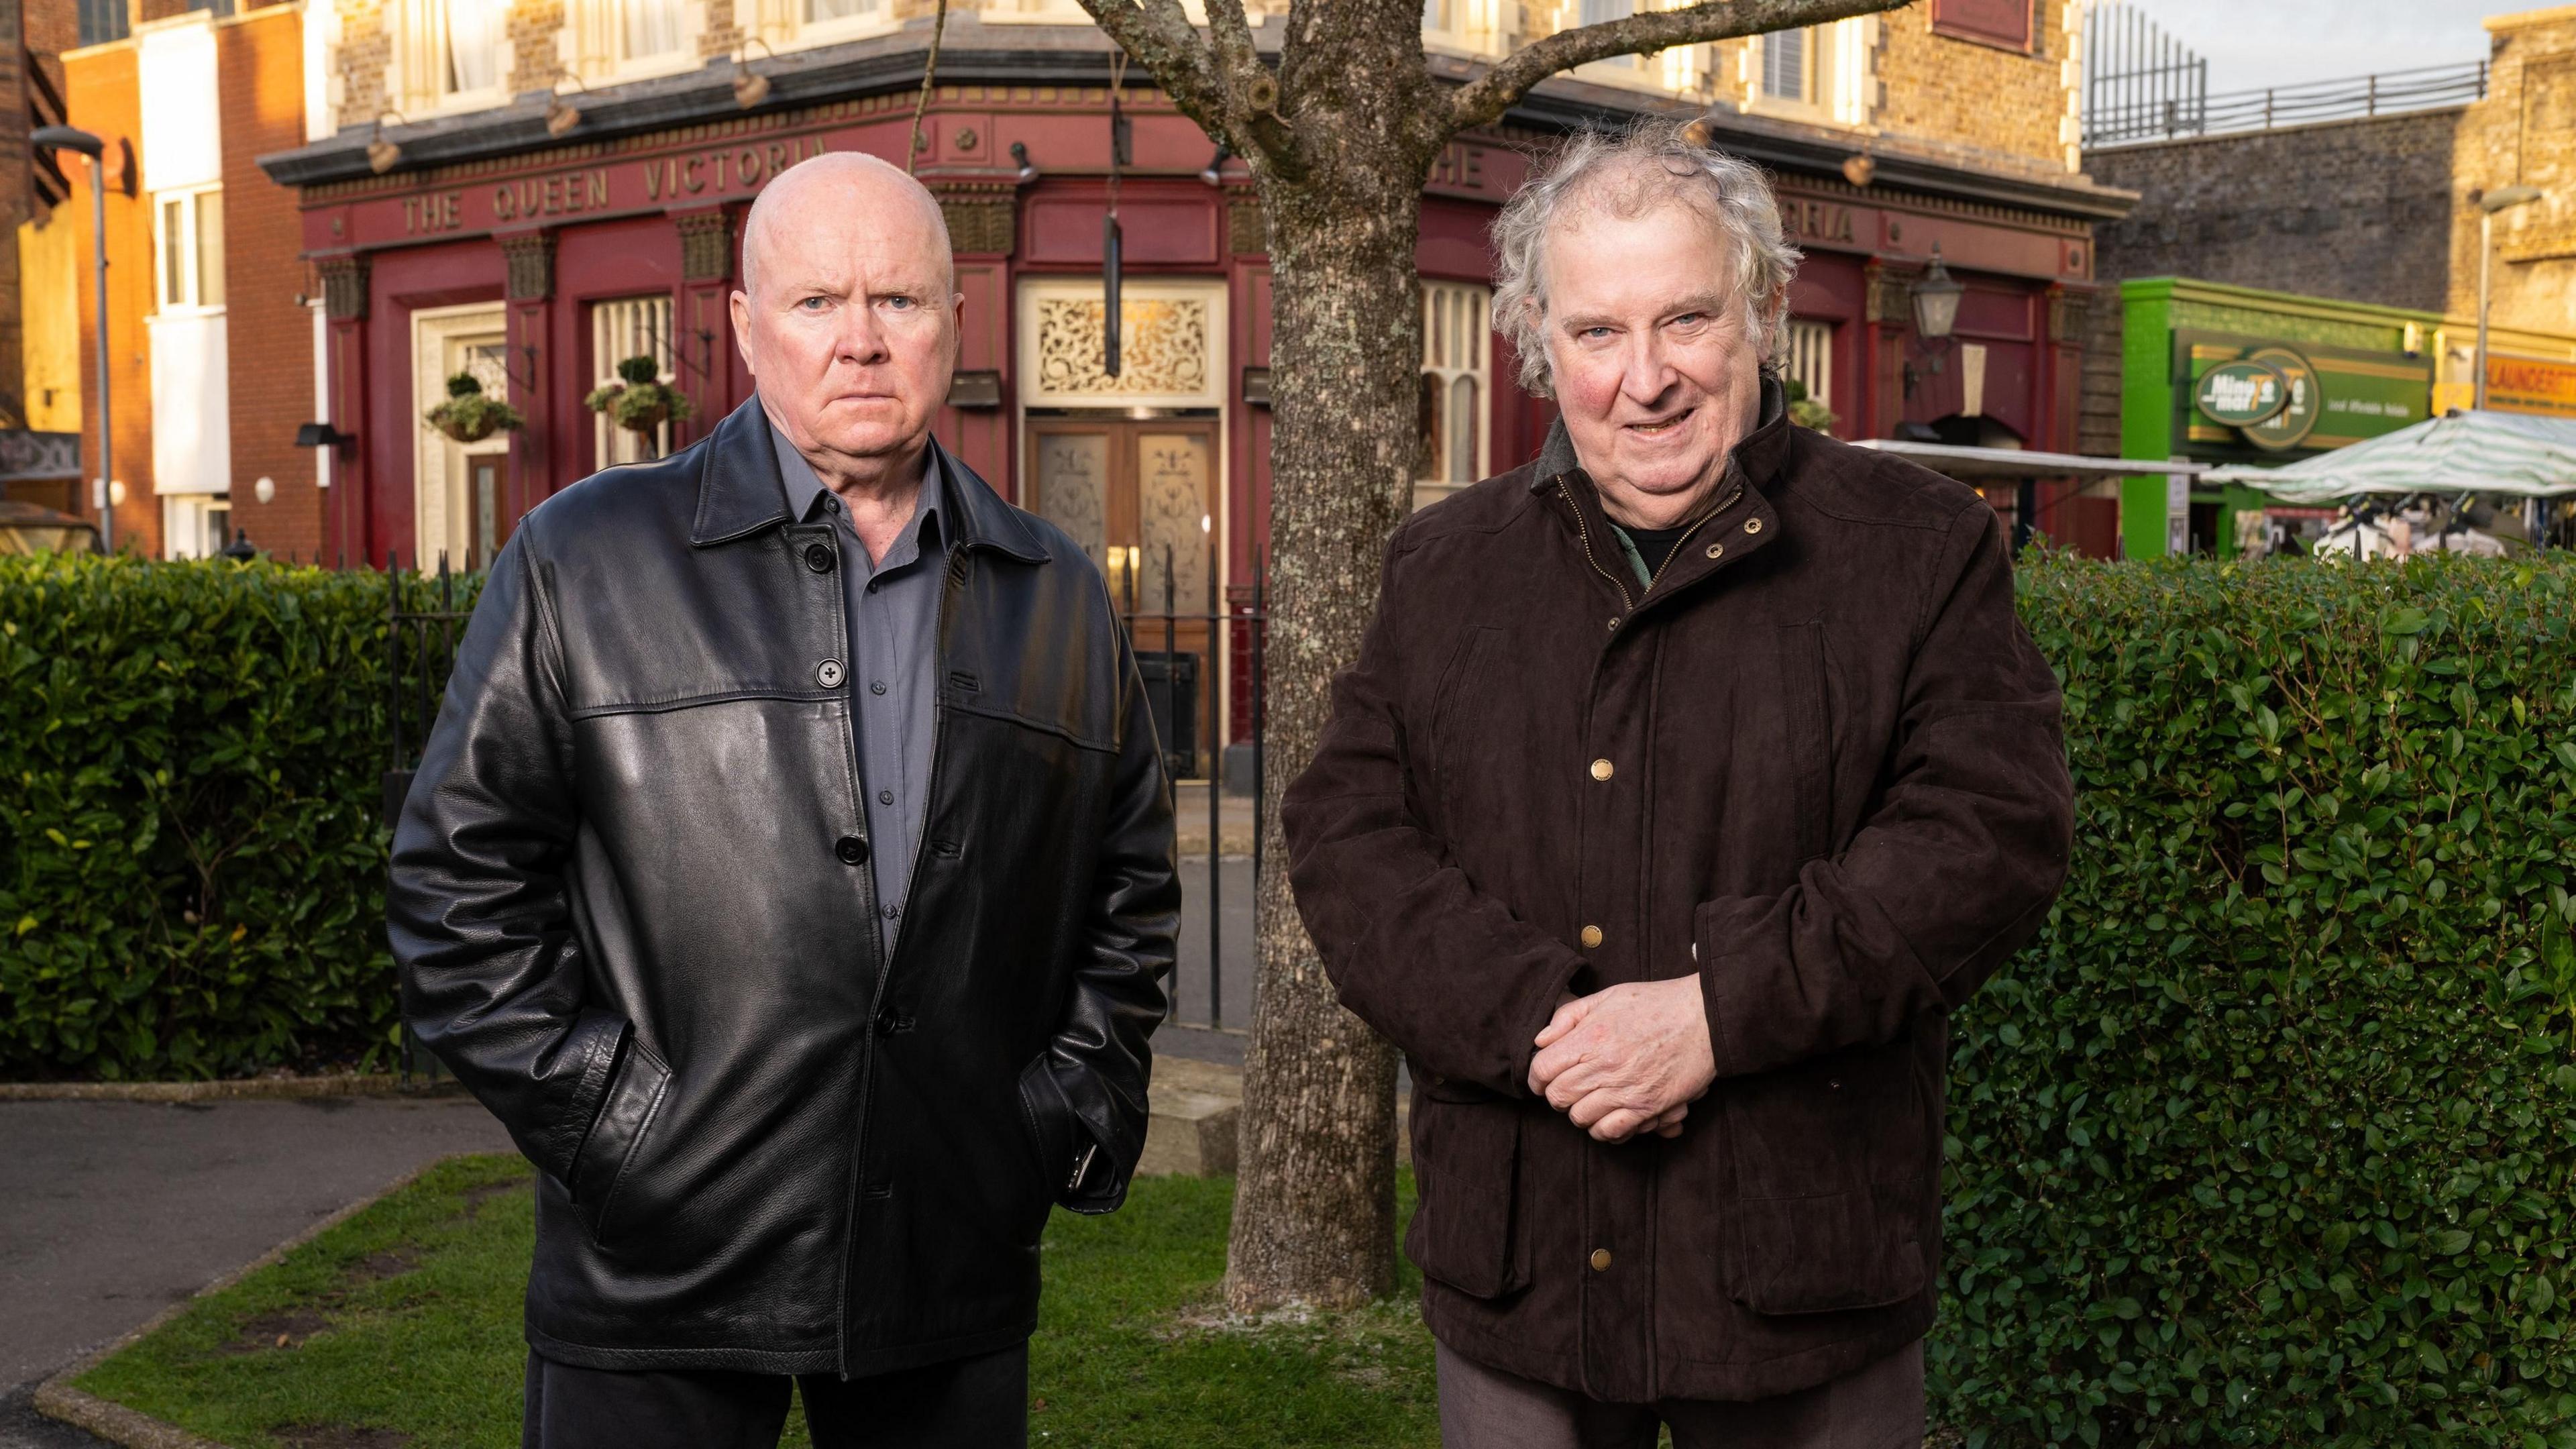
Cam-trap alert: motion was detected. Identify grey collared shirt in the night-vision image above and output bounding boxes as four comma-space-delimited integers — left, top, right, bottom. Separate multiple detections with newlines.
769, 416, 945, 962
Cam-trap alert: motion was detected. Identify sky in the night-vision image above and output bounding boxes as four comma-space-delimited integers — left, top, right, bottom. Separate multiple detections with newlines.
2117, 1, 2529, 95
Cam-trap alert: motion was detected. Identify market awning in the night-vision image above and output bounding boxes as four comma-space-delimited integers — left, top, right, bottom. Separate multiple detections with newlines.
1846, 439, 2207, 481
2205, 409, 2576, 502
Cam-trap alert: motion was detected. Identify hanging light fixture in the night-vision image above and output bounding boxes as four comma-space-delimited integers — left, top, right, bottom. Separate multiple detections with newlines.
732, 38, 775, 109
366, 111, 408, 174
544, 74, 590, 138
1909, 243, 1964, 341
1198, 141, 1230, 187
1010, 141, 1038, 184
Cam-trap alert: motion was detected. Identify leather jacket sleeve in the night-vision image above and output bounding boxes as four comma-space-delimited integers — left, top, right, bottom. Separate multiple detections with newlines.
1022, 618, 1179, 1214
1281, 527, 1589, 1098
1693, 499, 2074, 1080
388, 533, 630, 1195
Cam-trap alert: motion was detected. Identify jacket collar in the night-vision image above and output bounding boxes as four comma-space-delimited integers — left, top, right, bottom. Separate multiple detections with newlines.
1528, 370, 1794, 499
688, 395, 1049, 564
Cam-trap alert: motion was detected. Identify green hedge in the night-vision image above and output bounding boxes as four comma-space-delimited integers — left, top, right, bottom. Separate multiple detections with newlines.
0, 554, 432, 1079
1939, 555, 2576, 1447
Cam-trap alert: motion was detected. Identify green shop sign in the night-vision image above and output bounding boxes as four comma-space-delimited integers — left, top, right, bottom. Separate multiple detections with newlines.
2194, 360, 2291, 426
2174, 331, 2429, 458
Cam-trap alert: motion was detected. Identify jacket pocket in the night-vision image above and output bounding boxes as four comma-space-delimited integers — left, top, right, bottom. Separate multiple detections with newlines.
1403, 1080, 1529, 1299
1015, 1055, 1076, 1216
570, 1037, 672, 1247
1717, 1045, 1927, 1315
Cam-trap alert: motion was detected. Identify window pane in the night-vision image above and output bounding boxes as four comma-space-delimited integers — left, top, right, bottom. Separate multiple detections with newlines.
621, 0, 681, 58
1578, 0, 1631, 24
1763, 28, 1807, 99
161, 198, 186, 307
806, 0, 876, 22
196, 191, 225, 307
446, 0, 502, 91
1448, 376, 1477, 483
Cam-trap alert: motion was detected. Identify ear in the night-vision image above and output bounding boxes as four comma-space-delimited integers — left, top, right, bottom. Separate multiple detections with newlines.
730, 290, 755, 378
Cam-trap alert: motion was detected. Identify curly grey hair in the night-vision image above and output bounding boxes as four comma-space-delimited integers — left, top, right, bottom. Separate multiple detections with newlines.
1491, 118, 1801, 398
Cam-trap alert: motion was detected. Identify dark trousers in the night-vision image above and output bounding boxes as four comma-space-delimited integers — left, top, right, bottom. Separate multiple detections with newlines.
521, 1343, 1028, 1449
1436, 1339, 1923, 1449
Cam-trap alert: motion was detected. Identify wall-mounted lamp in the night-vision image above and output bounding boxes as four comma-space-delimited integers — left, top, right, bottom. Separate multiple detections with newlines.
1010, 141, 1038, 184
253, 476, 277, 504
365, 111, 408, 174
1910, 243, 1963, 342
732, 38, 775, 109
545, 75, 590, 138
294, 421, 354, 449
1199, 142, 1231, 187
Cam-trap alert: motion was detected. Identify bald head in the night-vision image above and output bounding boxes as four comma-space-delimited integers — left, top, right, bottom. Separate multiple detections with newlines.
731, 149, 963, 495
740, 151, 954, 301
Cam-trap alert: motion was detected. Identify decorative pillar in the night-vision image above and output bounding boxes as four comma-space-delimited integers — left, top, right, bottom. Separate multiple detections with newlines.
1861, 258, 1913, 441
674, 207, 741, 437
316, 254, 372, 566
930, 183, 1018, 492
498, 229, 555, 520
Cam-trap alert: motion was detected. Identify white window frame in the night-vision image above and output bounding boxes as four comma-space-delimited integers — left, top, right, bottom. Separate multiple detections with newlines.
1568, 0, 1706, 95
570, 0, 703, 84
1781, 317, 1834, 417
591, 294, 678, 468
1415, 280, 1491, 510
153, 184, 224, 315
1421, 0, 1504, 58
398, 0, 511, 115
1742, 16, 1875, 127
164, 492, 232, 559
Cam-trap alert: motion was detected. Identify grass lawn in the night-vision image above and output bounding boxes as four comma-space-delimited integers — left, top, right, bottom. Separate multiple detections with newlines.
69, 1156, 1439, 1449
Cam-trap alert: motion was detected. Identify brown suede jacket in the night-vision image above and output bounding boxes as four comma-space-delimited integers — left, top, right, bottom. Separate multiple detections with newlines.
1283, 384, 2073, 1403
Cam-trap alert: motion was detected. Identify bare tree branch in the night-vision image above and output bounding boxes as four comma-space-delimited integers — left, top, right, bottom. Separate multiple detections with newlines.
1198, 0, 1302, 170
1072, 0, 1231, 137
1447, 0, 1907, 134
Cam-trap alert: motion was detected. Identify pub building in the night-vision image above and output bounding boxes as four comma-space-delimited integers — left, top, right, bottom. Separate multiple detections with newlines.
258, 1, 2129, 767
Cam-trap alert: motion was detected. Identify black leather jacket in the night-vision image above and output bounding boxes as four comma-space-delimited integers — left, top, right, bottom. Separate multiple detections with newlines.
390, 398, 1177, 1377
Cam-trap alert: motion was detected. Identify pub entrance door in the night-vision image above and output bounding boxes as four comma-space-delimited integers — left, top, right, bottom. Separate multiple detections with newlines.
1024, 415, 1222, 778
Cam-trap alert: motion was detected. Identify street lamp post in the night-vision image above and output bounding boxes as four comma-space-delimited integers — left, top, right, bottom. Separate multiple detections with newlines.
32, 125, 111, 553
2475, 184, 2544, 411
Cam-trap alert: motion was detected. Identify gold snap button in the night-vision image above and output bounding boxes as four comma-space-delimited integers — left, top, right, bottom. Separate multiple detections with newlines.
1744, 517, 1764, 535
1589, 1248, 1613, 1271
1606, 618, 1619, 632
1589, 759, 1613, 782
1704, 543, 1724, 560
1579, 924, 1603, 949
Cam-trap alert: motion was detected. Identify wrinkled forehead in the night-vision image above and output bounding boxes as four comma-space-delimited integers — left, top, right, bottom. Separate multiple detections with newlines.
741, 162, 956, 294
1538, 191, 1739, 313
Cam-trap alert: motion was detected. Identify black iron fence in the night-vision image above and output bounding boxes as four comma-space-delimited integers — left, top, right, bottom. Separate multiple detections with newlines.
381, 545, 1271, 1057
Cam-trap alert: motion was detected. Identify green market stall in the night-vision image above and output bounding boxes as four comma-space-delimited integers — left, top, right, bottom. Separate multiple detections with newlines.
2116, 278, 2437, 557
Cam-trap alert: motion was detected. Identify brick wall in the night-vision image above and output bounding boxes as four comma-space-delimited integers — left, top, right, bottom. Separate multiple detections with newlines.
2449, 8, 2576, 337
2083, 108, 2461, 313
1874, 0, 2075, 174
220, 5, 322, 559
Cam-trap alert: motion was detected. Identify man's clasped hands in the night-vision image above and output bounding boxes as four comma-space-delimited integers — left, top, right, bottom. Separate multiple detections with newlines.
1527, 977, 1721, 1144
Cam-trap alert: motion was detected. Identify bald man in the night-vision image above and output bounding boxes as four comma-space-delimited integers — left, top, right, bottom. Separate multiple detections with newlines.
391, 152, 1178, 1448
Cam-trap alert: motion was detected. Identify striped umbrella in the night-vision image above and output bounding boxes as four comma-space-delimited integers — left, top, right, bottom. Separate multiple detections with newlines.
2206, 409, 2576, 503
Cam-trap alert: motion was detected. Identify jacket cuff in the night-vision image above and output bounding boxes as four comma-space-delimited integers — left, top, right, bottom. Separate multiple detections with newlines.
1692, 894, 1775, 1081
1510, 949, 1593, 1098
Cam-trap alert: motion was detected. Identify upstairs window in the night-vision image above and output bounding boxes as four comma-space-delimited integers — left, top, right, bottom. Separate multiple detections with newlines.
1761, 26, 1809, 101
405, 0, 506, 107
620, 0, 684, 61
156, 188, 224, 313
77, 0, 130, 45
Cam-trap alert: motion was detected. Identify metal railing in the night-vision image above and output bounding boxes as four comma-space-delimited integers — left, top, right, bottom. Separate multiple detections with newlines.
386, 553, 474, 1087
1114, 543, 1269, 1033
2089, 57, 2489, 148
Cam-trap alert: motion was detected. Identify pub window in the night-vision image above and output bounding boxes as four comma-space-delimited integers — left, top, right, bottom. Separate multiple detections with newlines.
1577, 0, 1635, 66
1781, 317, 1834, 421
403, 0, 505, 107
1760, 28, 1811, 101
155, 188, 225, 313
591, 295, 676, 466
804, 0, 883, 28
1417, 280, 1491, 494
619, 0, 684, 60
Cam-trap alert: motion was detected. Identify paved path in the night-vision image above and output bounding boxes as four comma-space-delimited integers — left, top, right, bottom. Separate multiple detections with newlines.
0, 1095, 514, 1408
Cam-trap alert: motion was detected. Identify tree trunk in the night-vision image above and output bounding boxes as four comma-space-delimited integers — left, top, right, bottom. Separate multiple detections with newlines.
1223, 75, 1433, 1316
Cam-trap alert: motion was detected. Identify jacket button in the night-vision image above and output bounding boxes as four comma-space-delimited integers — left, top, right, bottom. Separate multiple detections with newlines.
1589, 758, 1613, 782
1606, 618, 1619, 633
1743, 517, 1764, 535
1704, 543, 1725, 559
1579, 924, 1603, 949
1589, 1248, 1613, 1271
835, 835, 869, 865
816, 659, 845, 688
805, 542, 836, 573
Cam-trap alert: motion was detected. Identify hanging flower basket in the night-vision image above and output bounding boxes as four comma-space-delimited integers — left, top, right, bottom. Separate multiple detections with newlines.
584, 356, 696, 437
424, 372, 525, 444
